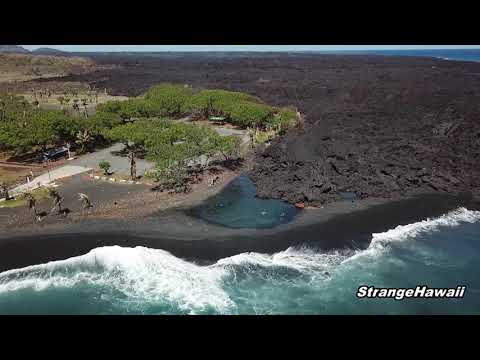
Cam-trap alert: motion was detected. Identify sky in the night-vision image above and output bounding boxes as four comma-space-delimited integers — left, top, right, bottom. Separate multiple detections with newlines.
21, 45, 480, 52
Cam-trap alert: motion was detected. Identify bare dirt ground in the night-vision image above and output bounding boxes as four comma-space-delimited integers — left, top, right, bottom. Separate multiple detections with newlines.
0, 53, 96, 84
18, 92, 129, 113
0, 157, 248, 232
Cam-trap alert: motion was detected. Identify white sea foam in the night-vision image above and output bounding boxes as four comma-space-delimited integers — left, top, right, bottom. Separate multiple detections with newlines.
215, 246, 353, 272
0, 246, 234, 314
371, 207, 480, 247
0, 207, 479, 313
344, 207, 480, 263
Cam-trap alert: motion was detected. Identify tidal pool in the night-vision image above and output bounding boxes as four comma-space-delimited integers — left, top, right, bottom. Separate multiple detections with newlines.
190, 175, 300, 229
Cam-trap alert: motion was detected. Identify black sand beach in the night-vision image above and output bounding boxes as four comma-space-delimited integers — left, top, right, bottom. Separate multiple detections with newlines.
0, 191, 477, 272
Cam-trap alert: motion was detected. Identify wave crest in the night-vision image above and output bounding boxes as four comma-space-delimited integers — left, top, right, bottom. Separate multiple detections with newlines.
0, 246, 234, 314
371, 207, 480, 247
0, 207, 479, 314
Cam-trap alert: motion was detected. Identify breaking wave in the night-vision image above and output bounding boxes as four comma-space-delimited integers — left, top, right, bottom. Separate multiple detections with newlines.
0, 207, 479, 314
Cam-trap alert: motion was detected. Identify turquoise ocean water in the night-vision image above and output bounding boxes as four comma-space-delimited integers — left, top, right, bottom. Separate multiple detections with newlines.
0, 207, 479, 314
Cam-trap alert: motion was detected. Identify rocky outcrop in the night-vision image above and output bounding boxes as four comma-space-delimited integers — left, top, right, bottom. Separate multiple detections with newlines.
251, 95, 480, 205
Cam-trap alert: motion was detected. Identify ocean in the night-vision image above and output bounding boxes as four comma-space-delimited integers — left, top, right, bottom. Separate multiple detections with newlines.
0, 207, 479, 315
1, 51, 480, 315
312, 48, 480, 63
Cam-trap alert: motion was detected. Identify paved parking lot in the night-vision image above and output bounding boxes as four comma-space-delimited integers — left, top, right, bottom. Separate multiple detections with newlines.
70, 143, 154, 176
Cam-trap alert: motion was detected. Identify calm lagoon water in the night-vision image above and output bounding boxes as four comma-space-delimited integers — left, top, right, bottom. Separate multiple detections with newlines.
190, 175, 299, 229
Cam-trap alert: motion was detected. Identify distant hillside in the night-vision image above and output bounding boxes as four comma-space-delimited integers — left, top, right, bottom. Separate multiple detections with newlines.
32, 47, 69, 56
0, 53, 96, 83
0, 45, 29, 54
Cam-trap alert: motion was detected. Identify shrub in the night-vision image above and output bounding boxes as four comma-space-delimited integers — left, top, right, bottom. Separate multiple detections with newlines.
99, 160, 111, 175
227, 102, 274, 127
96, 100, 123, 115
149, 161, 190, 191
254, 129, 276, 144
215, 135, 241, 160
268, 107, 298, 133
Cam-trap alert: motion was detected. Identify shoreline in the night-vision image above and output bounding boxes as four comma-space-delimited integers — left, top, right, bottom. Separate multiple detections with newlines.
0, 190, 477, 272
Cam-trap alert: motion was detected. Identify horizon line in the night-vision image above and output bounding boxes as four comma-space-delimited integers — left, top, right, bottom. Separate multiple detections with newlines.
21, 45, 480, 53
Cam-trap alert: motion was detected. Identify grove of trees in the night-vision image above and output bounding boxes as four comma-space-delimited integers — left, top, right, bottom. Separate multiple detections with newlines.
96, 84, 298, 131
0, 84, 296, 192
0, 93, 121, 154
103, 119, 240, 189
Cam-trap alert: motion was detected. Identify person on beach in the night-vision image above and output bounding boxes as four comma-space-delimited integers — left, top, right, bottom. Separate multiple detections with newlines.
209, 176, 220, 187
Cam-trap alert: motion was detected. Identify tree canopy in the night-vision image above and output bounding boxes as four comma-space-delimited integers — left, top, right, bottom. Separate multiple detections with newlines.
97, 84, 298, 129
0, 94, 122, 153
104, 118, 241, 187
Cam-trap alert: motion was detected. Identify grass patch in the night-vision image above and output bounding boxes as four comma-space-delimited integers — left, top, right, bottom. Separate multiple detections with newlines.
0, 187, 49, 208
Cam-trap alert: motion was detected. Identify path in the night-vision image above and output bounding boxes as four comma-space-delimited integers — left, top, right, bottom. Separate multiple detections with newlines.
5, 125, 249, 199
178, 116, 250, 148
69, 143, 154, 176
10, 165, 92, 197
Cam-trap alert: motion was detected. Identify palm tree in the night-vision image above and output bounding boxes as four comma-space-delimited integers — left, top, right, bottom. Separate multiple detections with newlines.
72, 99, 80, 115
128, 150, 137, 180
75, 129, 92, 154
48, 188, 64, 215
58, 96, 65, 111
64, 97, 71, 112
1, 182, 10, 200
21, 100, 28, 119
78, 193, 92, 209
23, 192, 38, 219
81, 98, 88, 117
0, 99, 5, 122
